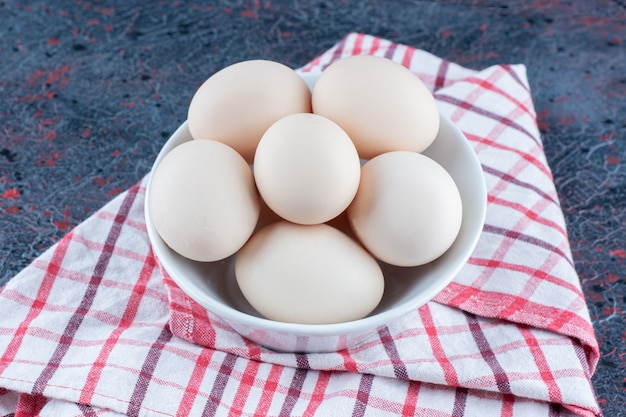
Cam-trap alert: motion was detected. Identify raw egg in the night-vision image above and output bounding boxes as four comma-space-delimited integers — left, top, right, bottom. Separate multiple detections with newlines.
347, 151, 462, 267
149, 139, 260, 262
235, 221, 385, 324
187, 60, 312, 163
253, 113, 361, 225
312, 55, 440, 159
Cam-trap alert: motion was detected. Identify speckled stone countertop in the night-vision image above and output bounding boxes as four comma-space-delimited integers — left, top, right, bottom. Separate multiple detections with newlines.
1, 1, 624, 415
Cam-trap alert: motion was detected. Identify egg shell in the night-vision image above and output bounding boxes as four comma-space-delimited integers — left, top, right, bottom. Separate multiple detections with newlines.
312, 55, 440, 160
347, 151, 462, 267
149, 139, 260, 262
253, 113, 361, 225
235, 221, 385, 324
187, 60, 312, 163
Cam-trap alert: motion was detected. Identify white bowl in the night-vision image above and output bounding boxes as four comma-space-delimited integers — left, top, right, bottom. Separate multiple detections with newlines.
144, 72, 487, 353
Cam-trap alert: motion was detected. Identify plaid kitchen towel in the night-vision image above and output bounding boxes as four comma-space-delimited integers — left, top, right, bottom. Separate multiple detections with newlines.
0, 33, 601, 416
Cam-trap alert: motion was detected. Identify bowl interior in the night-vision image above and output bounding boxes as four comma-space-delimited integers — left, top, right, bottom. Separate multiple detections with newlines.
144, 71, 486, 336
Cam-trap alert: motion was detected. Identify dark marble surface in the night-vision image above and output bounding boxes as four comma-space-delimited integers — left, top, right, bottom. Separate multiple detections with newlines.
1, 1, 624, 415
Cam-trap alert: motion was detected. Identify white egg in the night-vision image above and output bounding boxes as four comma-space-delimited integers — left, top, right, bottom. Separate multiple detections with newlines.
312, 55, 440, 159
253, 113, 361, 225
149, 139, 260, 262
235, 221, 384, 324
348, 151, 462, 267
187, 60, 312, 163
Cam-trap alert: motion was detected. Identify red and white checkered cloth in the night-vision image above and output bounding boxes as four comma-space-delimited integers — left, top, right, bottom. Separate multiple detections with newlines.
0, 33, 601, 417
